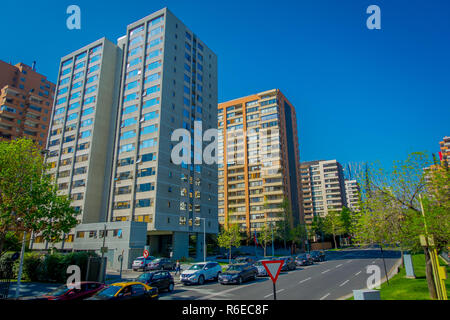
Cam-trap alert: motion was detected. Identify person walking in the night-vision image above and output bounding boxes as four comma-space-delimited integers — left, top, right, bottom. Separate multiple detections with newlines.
174, 260, 181, 275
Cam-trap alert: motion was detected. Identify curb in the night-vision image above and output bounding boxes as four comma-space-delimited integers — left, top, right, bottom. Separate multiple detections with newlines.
337, 258, 403, 300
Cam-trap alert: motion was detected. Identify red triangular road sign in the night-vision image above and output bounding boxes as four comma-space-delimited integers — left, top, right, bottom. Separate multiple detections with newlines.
261, 260, 284, 283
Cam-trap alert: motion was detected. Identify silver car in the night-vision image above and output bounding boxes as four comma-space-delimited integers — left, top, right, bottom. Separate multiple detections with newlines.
180, 262, 222, 285
254, 259, 271, 277
132, 256, 155, 271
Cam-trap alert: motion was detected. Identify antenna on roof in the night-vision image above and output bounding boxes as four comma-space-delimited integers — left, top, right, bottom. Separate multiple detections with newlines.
32, 61, 36, 71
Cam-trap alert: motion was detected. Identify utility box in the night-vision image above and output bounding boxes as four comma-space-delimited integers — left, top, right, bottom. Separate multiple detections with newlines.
353, 289, 381, 300
404, 254, 416, 278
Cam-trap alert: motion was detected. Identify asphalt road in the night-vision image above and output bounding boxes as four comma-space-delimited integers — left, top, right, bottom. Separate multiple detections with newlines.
159, 248, 401, 300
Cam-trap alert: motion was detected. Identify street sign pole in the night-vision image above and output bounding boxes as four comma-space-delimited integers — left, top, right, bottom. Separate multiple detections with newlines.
273, 282, 277, 300
261, 260, 284, 301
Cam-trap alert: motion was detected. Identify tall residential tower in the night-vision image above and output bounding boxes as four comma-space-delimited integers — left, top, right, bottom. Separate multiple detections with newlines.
218, 89, 302, 234
0, 60, 55, 146
107, 8, 218, 258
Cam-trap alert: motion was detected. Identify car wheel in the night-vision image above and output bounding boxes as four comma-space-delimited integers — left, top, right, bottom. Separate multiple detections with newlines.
215, 272, 221, 281
198, 275, 205, 285
168, 283, 174, 292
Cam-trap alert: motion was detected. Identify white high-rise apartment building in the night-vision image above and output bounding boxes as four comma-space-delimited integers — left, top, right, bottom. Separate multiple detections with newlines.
300, 160, 347, 224
108, 8, 218, 258
34, 8, 218, 261
344, 180, 360, 212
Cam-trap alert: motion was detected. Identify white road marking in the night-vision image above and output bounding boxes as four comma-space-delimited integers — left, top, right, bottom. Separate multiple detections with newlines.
264, 289, 285, 298
336, 264, 343, 268
371, 260, 376, 264
355, 271, 362, 276
347, 260, 353, 263
339, 280, 350, 287
199, 282, 257, 300
320, 293, 330, 300
322, 269, 331, 274
298, 277, 311, 284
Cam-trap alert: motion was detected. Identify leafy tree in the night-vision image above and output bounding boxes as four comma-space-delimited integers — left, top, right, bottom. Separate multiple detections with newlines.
290, 223, 308, 253
0, 138, 79, 257
259, 223, 273, 257
353, 152, 450, 299
217, 221, 242, 264
323, 210, 345, 249
276, 197, 292, 250
340, 206, 354, 236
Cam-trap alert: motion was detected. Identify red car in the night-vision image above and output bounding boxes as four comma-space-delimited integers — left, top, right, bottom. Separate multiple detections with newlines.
22, 282, 105, 301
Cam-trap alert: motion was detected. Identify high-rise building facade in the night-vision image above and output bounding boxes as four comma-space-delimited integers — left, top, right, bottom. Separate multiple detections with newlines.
344, 179, 360, 212
218, 89, 302, 234
300, 160, 347, 224
32, 38, 122, 248
438, 136, 450, 164
33, 8, 218, 261
107, 8, 218, 258
0, 60, 55, 146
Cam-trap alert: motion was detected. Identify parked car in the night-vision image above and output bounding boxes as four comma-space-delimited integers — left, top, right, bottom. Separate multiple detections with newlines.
295, 253, 313, 266
180, 261, 222, 285
19, 282, 105, 301
280, 256, 296, 271
219, 263, 258, 285
146, 258, 176, 271
136, 271, 175, 292
310, 251, 325, 262
86, 282, 158, 300
233, 256, 258, 265
254, 259, 270, 277
132, 256, 155, 271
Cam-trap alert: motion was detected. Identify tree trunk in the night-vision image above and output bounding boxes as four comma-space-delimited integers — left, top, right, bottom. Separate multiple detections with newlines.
423, 247, 438, 299
229, 246, 232, 264
264, 244, 266, 257
333, 234, 337, 249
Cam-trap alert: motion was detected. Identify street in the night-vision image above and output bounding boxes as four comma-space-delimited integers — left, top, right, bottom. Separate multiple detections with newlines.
156, 248, 401, 300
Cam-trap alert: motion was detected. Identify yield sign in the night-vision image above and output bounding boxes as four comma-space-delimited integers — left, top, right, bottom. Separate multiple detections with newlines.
262, 260, 284, 283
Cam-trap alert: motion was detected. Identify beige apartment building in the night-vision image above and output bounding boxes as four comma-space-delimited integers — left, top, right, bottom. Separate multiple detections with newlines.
0, 60, 55, 147
300, 160, 347, 224
218, 89, 302, 234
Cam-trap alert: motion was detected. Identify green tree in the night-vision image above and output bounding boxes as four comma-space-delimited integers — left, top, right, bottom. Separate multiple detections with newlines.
217, 222, 242, 264
276, 197, 292, 250
259, 223, 273, 257
323, 210, 345, 249
0, 138, 79, 257
340, 206, 354, 237
353, 152, 450, 299
290, 223, 308, 253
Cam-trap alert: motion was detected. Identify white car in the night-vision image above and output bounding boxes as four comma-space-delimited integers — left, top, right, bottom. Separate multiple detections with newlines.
180, 262, 222, 285
132, 256, 155, 271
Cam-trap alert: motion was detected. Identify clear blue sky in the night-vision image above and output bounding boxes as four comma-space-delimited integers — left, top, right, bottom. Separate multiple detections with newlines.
2, 0, 449, 170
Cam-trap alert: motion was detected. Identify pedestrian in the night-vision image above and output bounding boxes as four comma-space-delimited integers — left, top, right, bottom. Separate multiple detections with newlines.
174, 260, 181, 275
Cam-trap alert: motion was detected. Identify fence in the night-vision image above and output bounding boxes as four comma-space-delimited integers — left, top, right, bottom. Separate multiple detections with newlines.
0, 259, 13, 299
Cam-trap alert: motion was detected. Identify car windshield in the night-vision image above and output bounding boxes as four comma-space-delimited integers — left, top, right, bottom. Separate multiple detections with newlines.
297, 254, 306, 259
227, 265, 244, 271
135, 258, 144, 262
137, 273, 152, 281
189, 264, 205, 270
95, 285, 122, 298
153, 259, 161, 263
46, 285, 72, 296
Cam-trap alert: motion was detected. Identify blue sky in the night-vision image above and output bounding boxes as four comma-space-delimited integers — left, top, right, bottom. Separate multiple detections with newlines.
2, 0, 449, 170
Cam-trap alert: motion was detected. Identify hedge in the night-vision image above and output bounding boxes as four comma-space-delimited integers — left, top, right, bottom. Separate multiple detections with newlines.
0, 251, 99, 283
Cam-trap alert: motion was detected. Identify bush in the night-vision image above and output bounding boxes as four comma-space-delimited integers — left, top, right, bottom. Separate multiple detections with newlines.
23, 252, 45, 281
1, 251, 100, 283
